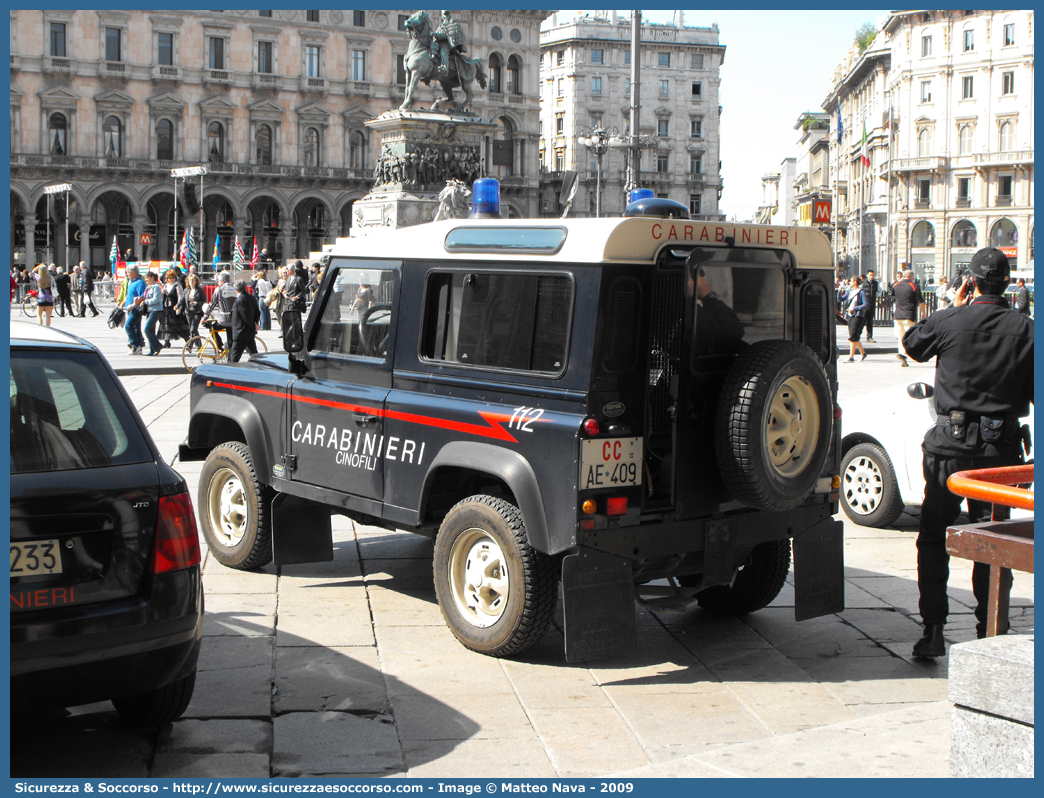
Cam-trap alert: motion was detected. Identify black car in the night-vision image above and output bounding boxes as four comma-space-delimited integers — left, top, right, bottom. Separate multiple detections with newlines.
10, 321, 203, 723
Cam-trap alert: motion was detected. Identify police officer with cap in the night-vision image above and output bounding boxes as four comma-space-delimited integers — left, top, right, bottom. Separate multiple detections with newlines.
902, 246, 1033, 657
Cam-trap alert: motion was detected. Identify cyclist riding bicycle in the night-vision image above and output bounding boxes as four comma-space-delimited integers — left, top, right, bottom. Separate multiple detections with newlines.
205, 270, 237, 350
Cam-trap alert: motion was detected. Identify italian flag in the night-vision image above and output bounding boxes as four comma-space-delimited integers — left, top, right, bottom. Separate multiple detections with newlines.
860, 122, 870, 168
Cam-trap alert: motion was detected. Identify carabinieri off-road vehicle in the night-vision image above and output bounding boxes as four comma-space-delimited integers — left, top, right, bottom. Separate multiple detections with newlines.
181, 211, 845, 662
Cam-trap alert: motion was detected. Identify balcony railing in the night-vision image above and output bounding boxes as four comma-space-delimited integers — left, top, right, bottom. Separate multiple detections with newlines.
152, 65, 183, 82
892, 156, 947, 172
44, 56, 74, 73
508, 94, 525, 104
995, 195, 1012, 207
974, 150, 1033, 167
252, 72, 281, 90
301, 76, 328, 92
914, 200, 931, 210
206, 69, 233, 84
956, 198, 971, 208
349, 81, 371, 95
103, 61, 127, 76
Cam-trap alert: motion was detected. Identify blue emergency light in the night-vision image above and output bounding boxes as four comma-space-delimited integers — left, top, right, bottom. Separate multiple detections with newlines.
470, 178, 501, 218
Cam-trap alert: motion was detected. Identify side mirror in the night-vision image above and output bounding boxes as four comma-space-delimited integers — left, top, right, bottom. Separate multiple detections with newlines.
281, 311, 304, 353
907, 382, 934, 400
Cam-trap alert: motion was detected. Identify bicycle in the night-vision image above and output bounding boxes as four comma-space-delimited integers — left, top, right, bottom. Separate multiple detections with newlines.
182, 320, 267, 372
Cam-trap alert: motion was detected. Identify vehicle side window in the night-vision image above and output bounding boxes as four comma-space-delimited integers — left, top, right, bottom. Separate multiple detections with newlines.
421, 270, 573, 374
311, 267, 396, 360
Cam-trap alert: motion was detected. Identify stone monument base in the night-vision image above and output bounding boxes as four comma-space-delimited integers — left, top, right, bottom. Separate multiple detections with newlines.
351, 191, 441, 236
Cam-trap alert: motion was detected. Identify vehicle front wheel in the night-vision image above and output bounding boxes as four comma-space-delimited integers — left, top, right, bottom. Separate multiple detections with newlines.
694, 539, 791, 616
199, 442, 273, 569
840, 442, 904, 527
111, 671, 195, 725
433, 495, 556, 657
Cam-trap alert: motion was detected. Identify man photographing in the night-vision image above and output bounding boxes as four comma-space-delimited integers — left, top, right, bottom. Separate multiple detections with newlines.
902, 247, 1033, 657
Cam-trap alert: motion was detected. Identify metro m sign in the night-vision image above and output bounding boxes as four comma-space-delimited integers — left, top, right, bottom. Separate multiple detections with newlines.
813, 200, 831, 224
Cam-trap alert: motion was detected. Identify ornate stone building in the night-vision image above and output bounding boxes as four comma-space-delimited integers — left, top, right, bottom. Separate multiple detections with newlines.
538, 12, 725, 219
10, 9, 549, 269
824, 9, 1034, 281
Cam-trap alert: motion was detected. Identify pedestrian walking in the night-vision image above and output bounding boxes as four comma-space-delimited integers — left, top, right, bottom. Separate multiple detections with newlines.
892, 270, 924, 367
54, 266, 74, 317
121, 265, 146, 354
177, 273, 207, 346
1015, 278, 1031, 317
159, 269, 189, 347
843, 276, 868, 362
205, 270, 237, 351
78, 262, 99, 316
902, 247, 1034, 657
137, 271, 164, 356
283, 261, 309, 314
33, 263, 55, 326
254, 269, 273, 330
862, 270, 879, 342
229, 280, 261, 363
71, 265, 84, 315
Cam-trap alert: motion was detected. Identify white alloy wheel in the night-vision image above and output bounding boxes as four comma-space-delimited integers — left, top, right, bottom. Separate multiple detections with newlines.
448, 527, 509, 628
208, 466, 249, 547
843, 452, 885, 516
766, 375, 821, 478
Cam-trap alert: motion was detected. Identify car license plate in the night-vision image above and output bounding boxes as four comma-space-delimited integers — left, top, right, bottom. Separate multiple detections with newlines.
580, 438, 643, 489
10, 540, 63, 577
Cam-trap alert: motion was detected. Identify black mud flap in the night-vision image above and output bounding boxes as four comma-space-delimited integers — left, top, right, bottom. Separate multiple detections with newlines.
562, 549, 636, 663
792, 517, 845, 621
271, 493, 333, 565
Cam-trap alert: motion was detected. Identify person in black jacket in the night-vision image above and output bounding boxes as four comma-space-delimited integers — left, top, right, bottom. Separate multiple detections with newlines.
902, 247, 1034, 657
54, 267, 74, 316
283, 261, 309, 314
1015, 278, 1031, 317
78, 262, 99, 317
229, 280, 260, 362
862, 270, 879, 342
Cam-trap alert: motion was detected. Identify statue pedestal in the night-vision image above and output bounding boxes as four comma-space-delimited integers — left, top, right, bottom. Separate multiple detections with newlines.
352, 109, 495, 236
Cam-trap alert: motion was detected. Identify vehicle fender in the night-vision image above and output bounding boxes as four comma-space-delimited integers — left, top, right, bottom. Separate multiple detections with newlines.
188, 392, 272, 483
424, 441, 551, 553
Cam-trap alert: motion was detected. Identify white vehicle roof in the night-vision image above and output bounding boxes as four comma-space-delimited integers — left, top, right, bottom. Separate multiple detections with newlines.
334, 217, 833, 268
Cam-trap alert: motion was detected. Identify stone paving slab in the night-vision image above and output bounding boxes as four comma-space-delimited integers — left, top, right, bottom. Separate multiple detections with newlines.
273, 646, 388, 714
275, 598, 377, 647
366, 586, 445, 626
524, 706, 653, 775
202, 592, 277, 637
404, 739, 557, 778
273, 711, 403, 776
186, 637, 275, 719
391, 691, 536, 742
158, 719, 271, 753
151, 754, 271, 779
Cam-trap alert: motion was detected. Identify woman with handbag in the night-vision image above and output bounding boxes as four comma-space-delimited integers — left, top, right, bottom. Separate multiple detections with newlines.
159, 269, 188, 348
177, 273, 207, 348
34, 264, 54, 326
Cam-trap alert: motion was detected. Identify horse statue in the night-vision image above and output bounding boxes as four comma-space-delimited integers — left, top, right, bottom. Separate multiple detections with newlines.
400, 10, 487, 113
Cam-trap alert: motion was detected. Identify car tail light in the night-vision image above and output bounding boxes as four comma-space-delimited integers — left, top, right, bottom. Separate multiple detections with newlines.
606, 497, 628, 516
834, 403, 842, 421
583, 417, 600, 436
151, 492, 202, 574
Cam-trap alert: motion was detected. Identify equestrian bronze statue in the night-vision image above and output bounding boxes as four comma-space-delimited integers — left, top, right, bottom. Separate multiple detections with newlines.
400, 10, 487, 113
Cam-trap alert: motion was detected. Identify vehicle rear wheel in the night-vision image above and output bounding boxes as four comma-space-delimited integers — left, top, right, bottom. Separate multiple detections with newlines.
840, 442, 904, 528
111, 671, 195, 725
695, 539, 791, 615
433, 495, 556, 657
199, 442, 272, 569
715, 341, 833, 511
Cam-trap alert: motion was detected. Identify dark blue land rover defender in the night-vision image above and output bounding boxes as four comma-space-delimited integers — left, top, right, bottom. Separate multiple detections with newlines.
181, 214, 844, 662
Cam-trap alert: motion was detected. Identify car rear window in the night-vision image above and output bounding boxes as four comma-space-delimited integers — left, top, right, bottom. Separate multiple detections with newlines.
10, 350, 153, 474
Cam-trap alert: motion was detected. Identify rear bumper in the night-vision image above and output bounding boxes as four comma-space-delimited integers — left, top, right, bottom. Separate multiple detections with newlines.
10, 568, 203, 710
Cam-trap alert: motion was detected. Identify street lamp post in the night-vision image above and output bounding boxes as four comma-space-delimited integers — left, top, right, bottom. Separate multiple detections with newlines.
44, 183, 72, 268
577, 127, 621, 218
172, 165, 207, 265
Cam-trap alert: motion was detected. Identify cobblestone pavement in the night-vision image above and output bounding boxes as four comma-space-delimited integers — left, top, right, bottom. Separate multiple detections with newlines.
10, 313, 1033, 778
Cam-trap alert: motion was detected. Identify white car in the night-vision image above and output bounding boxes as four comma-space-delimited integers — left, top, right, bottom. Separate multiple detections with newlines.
839, 382, 1033, 527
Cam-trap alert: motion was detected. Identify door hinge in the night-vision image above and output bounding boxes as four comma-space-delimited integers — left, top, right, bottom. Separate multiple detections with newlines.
281, 453, 297, 471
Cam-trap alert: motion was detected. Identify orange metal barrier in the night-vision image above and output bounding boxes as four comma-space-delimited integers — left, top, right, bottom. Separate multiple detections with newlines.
945, 464, 1033, 637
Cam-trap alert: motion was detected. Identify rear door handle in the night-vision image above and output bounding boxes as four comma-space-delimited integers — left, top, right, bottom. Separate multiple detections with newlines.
353, 412, 378, 426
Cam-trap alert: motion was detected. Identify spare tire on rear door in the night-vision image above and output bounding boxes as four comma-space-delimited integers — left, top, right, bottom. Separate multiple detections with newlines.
715, 340, 832, 511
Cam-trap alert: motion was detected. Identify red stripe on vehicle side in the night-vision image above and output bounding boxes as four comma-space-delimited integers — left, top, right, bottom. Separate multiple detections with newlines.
211, 381, 519, 443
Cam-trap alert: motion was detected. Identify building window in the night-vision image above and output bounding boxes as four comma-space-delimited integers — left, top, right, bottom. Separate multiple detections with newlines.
257, 41, 273, 73
556, 77, 563, 97
156, 119, 174, 160
510, 29, 521, 44
691, 53, 703, 69
396, 54, 406, 85
690, 119, 702, 137
207, 121, 224, 163
554, 150, 563, 171
591, 49, 603, 64
689, 154, 701, 174
999, 121, 1014, 151
556, 51, 564, 67
961, 75, 973, 99
591, 76, 602, 95
507, 55, 521, 95
917, 178, 930, 204
624, 78, 630, 97
488, 53, 502, 93
352, 50, 366, 81
657, 154, 669, 172
555, 114, 564, 135
48, 113, 67, 155
689, 194, 701, 215
1002, 71, 1015, 95
958, 124, 973, 154
103, 115, 122, 157
963, 29, 974, 51
256, 124, 272, 165
624, 50, 630, 65
1003, 23, 1015, 46
921, 35, 931, 57
105, 27, 121, 62
920, 80, 931, 103
158, 32, 173, 66
658, 52, 670, 67
50, 22, 66, 57
209, 37, 227, 70
353, 10, 365, 27
305, 45, 321, 78
590, 115, 602, 130
657, 119, 669, 137
306, 10, 319, 23
304, 127, 320, 167
957, 177, 970, 201
349, 130, 365, 170
398, 15, 409, 32
998, 175, 1012, 200
259, 11, 272, 18
691, 81, 702, 98
659, 79, 669, 97
917, 128, 931, 157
